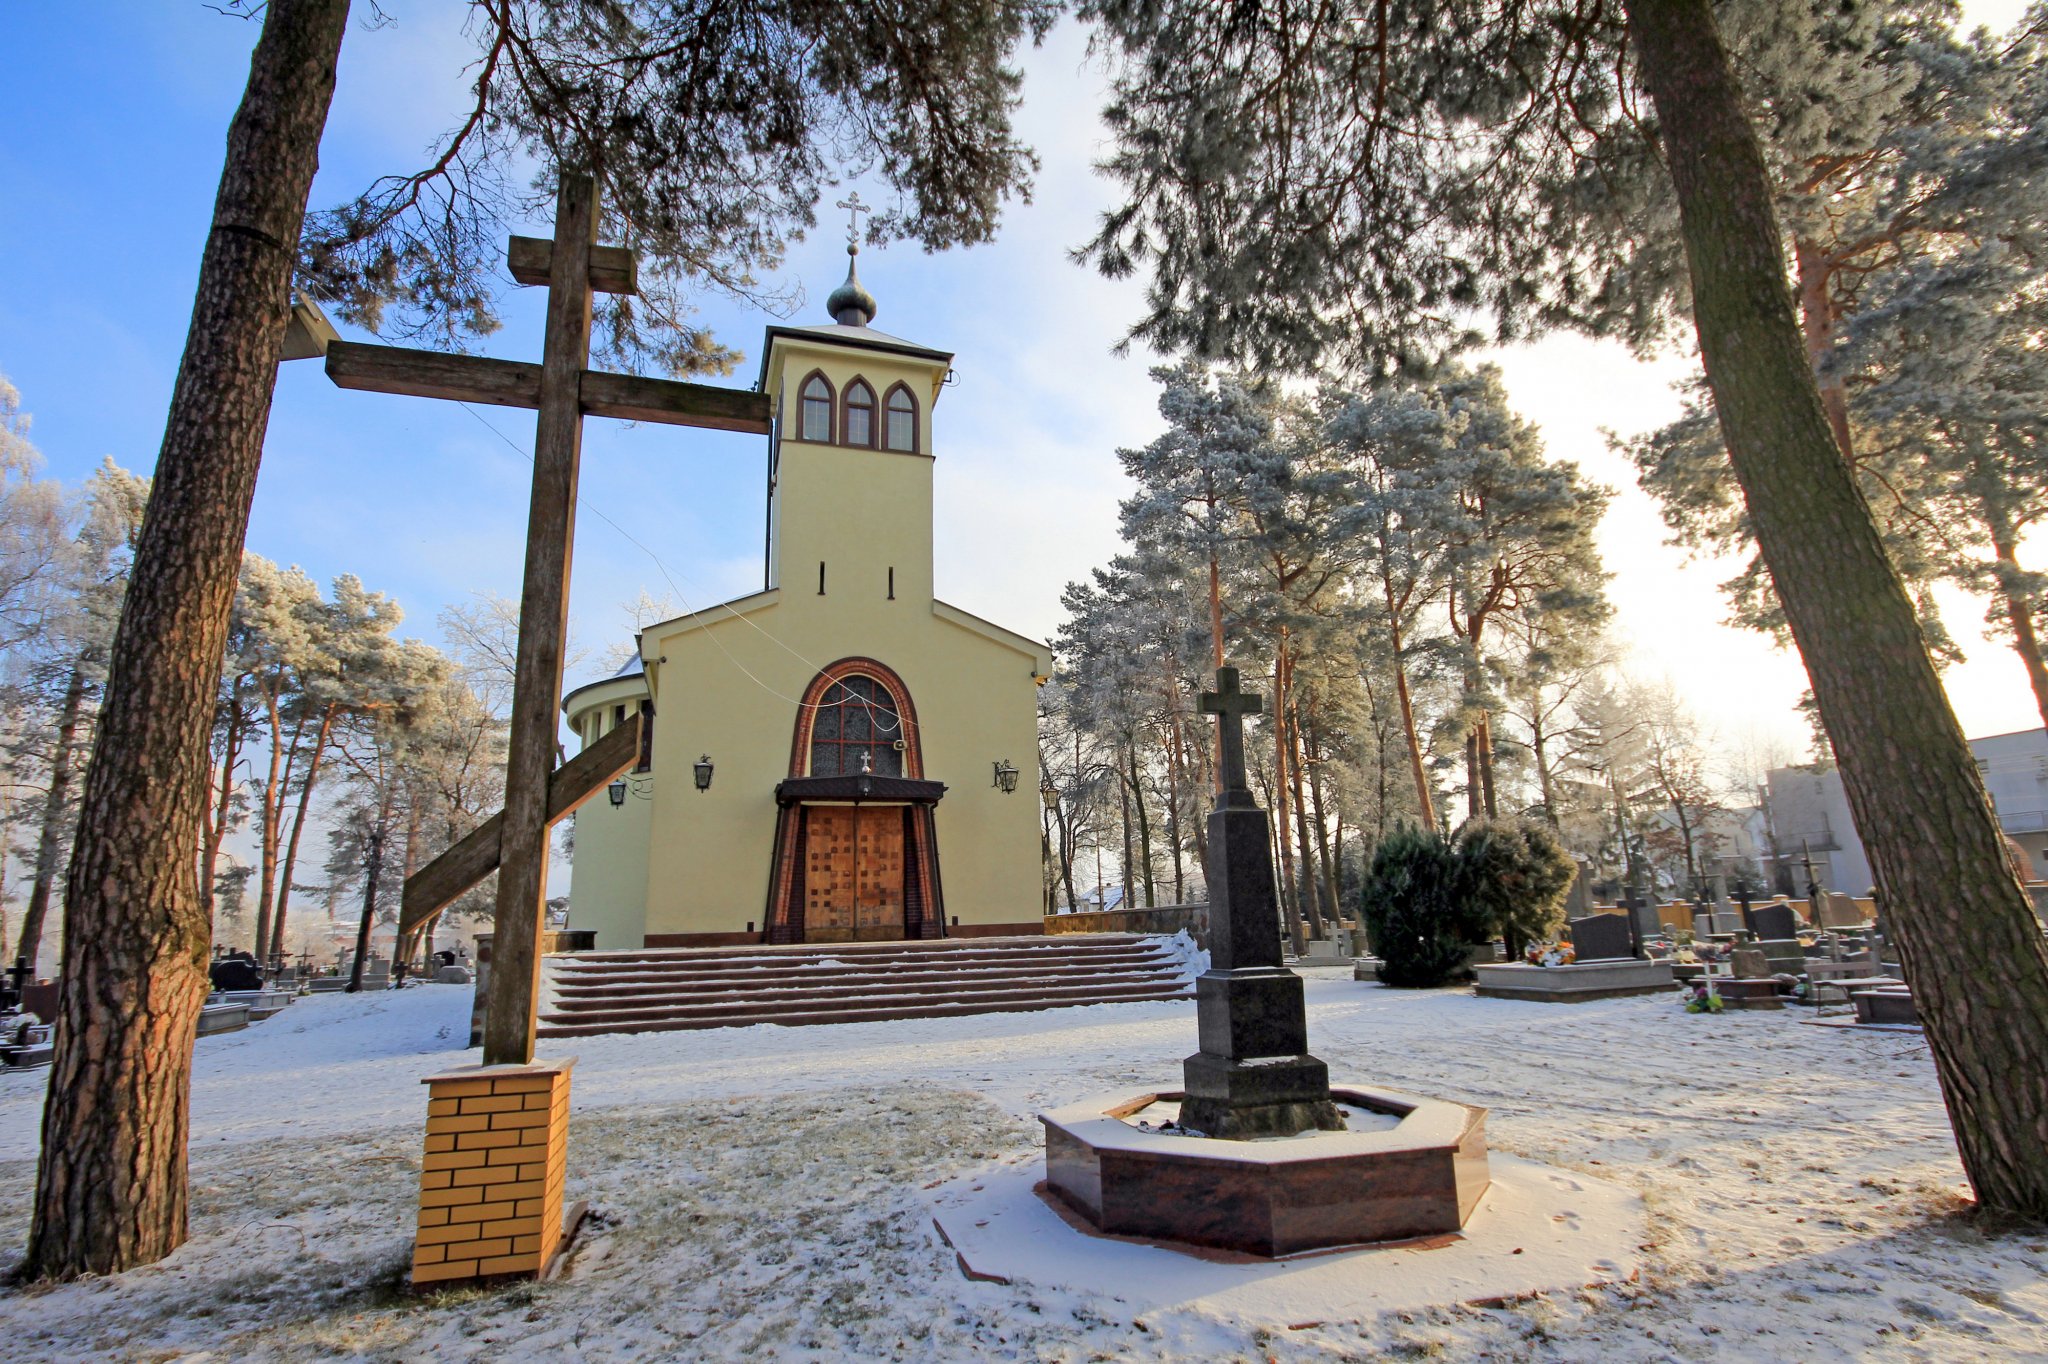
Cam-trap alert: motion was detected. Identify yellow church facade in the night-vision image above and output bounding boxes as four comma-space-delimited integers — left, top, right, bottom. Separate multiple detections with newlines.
563, 255, 1051, 948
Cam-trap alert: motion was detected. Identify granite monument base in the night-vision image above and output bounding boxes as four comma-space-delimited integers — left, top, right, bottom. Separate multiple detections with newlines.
1181, 968, 1344, 1139
1471, 960, 1673, 1003
1042, 1085, 1490, 1257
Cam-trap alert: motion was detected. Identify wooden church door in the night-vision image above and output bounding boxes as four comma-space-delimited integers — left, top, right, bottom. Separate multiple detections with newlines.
803, 807, 905, 942
855, 812, 905, 939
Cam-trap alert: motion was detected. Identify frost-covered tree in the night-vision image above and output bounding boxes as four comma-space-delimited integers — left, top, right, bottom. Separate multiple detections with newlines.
1630, 8, 2048, 724
5, 462, 149, 977
1078, 0, 2048, 1217
39, 0, 1062, 1279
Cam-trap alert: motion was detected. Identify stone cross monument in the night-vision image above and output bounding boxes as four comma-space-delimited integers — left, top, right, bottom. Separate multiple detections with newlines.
1181, 667, 1343, 1139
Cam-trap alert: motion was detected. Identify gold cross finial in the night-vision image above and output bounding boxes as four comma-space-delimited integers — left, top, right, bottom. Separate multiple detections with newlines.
836, 191, 870, 247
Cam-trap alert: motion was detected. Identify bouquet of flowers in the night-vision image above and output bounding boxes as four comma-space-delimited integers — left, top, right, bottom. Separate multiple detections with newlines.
1524, 941, 1576, 968
1682, 980, 1724, 1014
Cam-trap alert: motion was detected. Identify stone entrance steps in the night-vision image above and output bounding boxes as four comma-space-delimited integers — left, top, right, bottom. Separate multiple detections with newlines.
537, 933, 1192, 1036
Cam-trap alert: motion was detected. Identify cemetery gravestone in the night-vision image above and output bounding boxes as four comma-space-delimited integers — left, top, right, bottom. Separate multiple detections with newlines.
1752, 902, 1802, 940
1568, 913, 1636, 962
1816, 891, 1864, 931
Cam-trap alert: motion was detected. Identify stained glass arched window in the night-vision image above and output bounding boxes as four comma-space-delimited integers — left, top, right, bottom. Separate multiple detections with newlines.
884, 384, 917, 452
843, 379, 877, 447
808, 675, 905, 778
800, 373, 833, 442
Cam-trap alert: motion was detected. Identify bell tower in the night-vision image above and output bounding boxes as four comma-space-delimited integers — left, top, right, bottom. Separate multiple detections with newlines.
758, 217, 952, 607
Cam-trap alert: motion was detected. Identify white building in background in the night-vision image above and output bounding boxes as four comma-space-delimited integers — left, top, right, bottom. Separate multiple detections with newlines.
1765, 727, 2048, 892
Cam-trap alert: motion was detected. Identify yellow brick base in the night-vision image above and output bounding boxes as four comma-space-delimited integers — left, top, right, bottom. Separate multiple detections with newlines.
410, 1057, 574, 1285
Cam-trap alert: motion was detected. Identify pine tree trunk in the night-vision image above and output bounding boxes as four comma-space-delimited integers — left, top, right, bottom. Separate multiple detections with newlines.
1272, 640, 1307, 954
1127, 742, 1156, 907
269, 704, 336, 964
1306, 726, 1342, 930
1160, 666, 1186, 902
1531, 713, 1560, 827
1476, 711, 1498, 819
1117, 741, 1134, 907
1464, 728, 1482, 825
199, 691, 247, 917
15, 666, 88, 976
347, 802, 389, 993
1630, 0, 2048, 1219
23, 0, 349, 1280
1793, 235, 1858, 463
1286, 696, 1325, 940
1382, 581, 1438, 828
251, 697, 295, 966
1990, 533, 2048, 733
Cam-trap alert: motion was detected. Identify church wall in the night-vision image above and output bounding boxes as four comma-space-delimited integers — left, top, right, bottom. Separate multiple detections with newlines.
766, 342, 940, 608
635, 592, 1045, 942
562, 676, 654, 951
566, 318, 1049, 946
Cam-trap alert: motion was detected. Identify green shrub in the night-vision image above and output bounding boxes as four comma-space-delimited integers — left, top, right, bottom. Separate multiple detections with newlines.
1455, 818, 1577, 953
1358, 825, 1480, 987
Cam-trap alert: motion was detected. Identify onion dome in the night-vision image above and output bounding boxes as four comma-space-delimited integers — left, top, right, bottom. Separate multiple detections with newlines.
826, 246, 878, 327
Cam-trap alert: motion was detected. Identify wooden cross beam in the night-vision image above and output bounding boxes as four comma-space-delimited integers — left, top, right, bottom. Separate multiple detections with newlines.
397, 711, 645, 943
325, 174, 768, 1066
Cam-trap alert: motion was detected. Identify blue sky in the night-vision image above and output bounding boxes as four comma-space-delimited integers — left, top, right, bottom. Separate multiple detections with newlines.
1, 0, 2039, 781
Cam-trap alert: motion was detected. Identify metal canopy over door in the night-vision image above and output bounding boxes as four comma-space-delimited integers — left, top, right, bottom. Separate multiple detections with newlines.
802, 804, 906, 942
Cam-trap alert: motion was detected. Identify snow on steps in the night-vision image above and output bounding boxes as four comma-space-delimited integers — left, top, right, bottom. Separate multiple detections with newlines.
537, 933, 1194, 1036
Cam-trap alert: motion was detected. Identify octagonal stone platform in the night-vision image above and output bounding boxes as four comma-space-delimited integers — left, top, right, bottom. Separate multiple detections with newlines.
1041, 1085, 1488, 1257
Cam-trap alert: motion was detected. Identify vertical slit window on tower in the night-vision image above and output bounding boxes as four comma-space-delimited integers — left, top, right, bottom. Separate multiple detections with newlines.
801, 375, 832, 442
885, 387, 916, 452
888, 567, 895, 600
844, 379, 876, 447
818, 561, 826, 595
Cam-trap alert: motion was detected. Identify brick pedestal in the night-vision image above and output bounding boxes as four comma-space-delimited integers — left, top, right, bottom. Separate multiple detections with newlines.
411, 1058, 574, 1285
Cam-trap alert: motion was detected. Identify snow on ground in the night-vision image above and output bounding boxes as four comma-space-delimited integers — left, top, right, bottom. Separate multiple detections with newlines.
1, 969, 2046, 1361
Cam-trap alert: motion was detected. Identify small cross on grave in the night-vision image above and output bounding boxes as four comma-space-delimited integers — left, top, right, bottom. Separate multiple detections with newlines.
318, 174, 771, 1067
1199, 666, 1262, 804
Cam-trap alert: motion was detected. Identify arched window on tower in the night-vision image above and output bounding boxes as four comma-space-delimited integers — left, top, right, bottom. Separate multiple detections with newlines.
843, 379, 877, 447
808, 675, 905, 778
800, 373, 834, 442
884, 384, 917, 453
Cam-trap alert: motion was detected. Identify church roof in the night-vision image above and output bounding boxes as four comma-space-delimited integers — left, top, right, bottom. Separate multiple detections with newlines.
760, 319, 952, 371
759, 245, 952, 378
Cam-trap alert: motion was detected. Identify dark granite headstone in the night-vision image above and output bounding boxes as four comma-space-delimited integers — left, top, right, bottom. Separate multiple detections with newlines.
1179, 668, 1342, 1141
1568, 912, 1635, 962
1624, 899, 1662, 944
1752, 902, 1802, 940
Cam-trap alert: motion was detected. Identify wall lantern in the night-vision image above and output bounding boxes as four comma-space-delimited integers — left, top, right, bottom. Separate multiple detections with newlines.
694, 754, 715, 792
607, 778, 628, 808
992, 759, 1020, 795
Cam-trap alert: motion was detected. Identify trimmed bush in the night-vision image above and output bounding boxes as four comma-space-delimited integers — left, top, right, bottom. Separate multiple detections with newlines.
1359, 818, 1577, 987
1358, 825, 1480, 988
1456, 818, 1577, 953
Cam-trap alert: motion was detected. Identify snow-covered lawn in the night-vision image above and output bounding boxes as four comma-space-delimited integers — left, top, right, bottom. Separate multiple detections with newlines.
1, 970, 2045, 1361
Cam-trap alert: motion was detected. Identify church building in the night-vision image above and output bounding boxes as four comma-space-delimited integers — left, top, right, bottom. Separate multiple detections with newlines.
563, 247, 1051, 948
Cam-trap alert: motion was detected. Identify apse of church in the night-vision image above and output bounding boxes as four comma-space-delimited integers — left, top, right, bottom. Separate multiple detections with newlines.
564, 242, 1050, 948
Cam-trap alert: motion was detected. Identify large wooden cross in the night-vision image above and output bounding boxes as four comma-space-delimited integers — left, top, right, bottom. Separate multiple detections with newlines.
324, 174, 769, 1066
